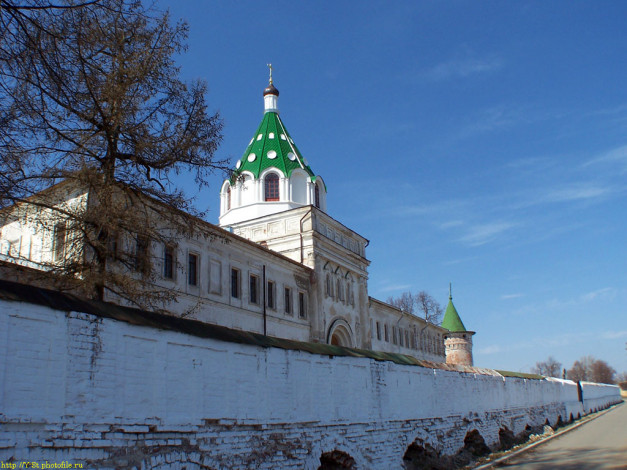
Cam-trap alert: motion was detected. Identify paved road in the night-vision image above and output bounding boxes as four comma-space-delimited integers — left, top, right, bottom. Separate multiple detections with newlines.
498, 402, 626, 470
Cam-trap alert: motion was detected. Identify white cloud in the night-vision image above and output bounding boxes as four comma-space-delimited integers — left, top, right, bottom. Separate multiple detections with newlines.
459, 106, 519, 136
424, 57, 502, 81
458, 221, 517, 246
438, 220, 464, 229
583, 144, 627, 169
602, 330, 627, 339
501, 293, 524, 300
377, 284, 413, 293
477, 345, 503, 355
541, 185, 611, 203
581, 287, 615, 302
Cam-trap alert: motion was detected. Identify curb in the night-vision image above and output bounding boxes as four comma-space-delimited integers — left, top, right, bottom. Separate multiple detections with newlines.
473, 401, 624, 469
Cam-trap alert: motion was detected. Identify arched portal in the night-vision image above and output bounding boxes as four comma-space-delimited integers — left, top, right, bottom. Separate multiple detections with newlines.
327, 319, 353, 348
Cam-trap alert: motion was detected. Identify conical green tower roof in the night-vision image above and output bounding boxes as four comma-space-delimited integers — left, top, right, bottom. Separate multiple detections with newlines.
231, 82, 316, 181
441, 286, 468, 332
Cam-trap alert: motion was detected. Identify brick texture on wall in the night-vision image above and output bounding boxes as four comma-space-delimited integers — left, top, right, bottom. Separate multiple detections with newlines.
0, 300, 621, 469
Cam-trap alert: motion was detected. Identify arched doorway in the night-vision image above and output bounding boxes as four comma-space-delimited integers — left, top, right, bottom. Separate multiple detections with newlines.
327, 319, 353, 348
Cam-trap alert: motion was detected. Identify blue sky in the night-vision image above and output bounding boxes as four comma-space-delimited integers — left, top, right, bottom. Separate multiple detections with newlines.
159, 1, 627, 376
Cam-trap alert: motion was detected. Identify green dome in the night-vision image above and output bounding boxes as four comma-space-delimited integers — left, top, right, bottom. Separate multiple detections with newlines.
231, 111, 316, 181
441, 296, 467, 332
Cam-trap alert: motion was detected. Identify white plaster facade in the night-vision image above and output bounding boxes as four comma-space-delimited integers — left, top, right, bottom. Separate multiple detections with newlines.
0, 80, 448, 361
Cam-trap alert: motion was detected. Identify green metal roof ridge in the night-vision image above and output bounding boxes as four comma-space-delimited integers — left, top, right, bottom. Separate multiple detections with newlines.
231, 111, 316, 180
441, 297, 467, 332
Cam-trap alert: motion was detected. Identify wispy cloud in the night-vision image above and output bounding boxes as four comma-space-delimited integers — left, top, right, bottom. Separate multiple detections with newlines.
581, 287, 615, 302
602, 330, 627, 339
501, 293, 524, 300
583, 144, 627, 170
541, 185, 612, 203
377, 284, 413, 293
443, 255, 478, 266
424, 56, 502, 81
458, 221, 517, 246
459, 106, 520, 136
477, 345, 503, 355
438, 220, 464, 229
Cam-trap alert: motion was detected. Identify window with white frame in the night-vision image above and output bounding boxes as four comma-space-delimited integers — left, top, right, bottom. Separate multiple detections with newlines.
266, 280, 275, 309
265, 173, 280, 201
231, 267, 240, 298
298, 291, 306, 318
134, 234, 150, 274
188, 253, 198, 286
249, 273, 259, 305
53, 222, 67, 262
284, 287, 292, 314
163, 245, 174, 279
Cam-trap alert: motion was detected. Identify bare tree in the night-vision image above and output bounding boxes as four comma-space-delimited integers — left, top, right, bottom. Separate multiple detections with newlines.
531, 356, 562, 378
386, 291, 414, 315
589, 359, 616, 384
416, 291, 444, 325
567, 356, 616, 384
387, 290, 443, 325
0, 0, 224, 309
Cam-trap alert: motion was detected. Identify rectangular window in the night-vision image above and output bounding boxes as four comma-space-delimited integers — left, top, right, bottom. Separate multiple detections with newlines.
53, 222, 67, 262
231, 267, 240, 298
267, 280, 275, 309
107, 232, 119, 259
399, 329, 404, 347
163, 245, 174, 279
405, 330, 410, 348
376, 321, 381, 341
384, 324, 389, 342
298, 292, 306, 318
134, 235, 150, 274
392, 326, 397, 345
284, 287, 292, 314
249, 274, 259, 304
188, 253, 198, 286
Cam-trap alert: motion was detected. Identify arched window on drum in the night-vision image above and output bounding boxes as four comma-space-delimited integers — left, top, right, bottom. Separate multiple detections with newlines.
265, 173, 280, 201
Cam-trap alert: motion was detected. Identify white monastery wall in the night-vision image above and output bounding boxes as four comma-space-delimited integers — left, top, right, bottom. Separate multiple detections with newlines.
0, 298, 620, 469
368, 298, 446, 362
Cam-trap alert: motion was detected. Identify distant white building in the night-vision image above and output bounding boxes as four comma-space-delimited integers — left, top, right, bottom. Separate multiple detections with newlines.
0, 75, 477, 364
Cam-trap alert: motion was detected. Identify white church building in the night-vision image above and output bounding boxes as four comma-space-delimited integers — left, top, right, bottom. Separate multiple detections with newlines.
0, 75, 475, 365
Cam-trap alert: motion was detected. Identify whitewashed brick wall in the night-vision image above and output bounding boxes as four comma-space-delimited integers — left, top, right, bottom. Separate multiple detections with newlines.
0, 300, 621, 469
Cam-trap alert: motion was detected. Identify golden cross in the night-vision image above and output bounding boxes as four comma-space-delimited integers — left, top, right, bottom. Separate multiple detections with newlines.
267, 63, 273, 85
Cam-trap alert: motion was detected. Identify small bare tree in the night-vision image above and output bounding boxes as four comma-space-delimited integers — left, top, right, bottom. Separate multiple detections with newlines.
415, 291, 444, 325
531, 356, 562, 378
0, 0, 225, 309
387, 290, 443, 325
386, 291, 415, 314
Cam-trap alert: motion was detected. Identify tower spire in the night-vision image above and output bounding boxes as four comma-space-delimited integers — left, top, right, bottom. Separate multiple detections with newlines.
263, 65, 279, 113
449, 282, 452, 300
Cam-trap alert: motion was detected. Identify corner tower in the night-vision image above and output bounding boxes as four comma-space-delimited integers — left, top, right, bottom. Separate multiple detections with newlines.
219, 68, 327, 227
442, 285, 475, 366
